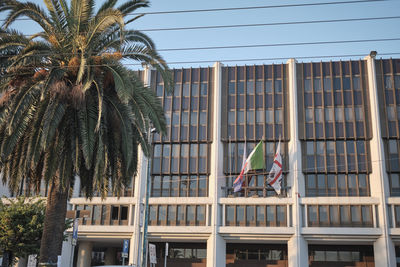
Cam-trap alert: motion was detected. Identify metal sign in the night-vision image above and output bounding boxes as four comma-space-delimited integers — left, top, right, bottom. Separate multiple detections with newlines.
27, 254, 37, 267
72, 218, 79, 246
165, 242, 169, 256
122, 239, 129, 258
149, 243, 157, 264
139, 203, 144, 227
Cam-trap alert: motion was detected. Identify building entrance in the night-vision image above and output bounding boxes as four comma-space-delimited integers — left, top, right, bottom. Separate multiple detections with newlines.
226, 243, 288, 267
150, 242, 206, 267
308, 245, 374, 267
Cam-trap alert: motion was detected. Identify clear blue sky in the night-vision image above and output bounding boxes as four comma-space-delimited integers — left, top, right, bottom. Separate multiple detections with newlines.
1, 0, 399, 68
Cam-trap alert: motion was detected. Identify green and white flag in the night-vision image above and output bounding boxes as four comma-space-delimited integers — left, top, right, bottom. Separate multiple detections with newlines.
233, 141, 265, 192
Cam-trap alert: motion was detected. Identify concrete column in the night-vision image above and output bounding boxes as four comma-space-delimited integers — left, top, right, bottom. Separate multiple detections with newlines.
365, 54, 396, 266
132, 149, 146, 266
286, 58, 308, 267
206, 62, 226, 267
60, 236, 74, 267
132, 66, 152, 266
104, 247, 117, 265
76, 241, 92, 267
72, 175, 81, 198
207, 233, 226, 267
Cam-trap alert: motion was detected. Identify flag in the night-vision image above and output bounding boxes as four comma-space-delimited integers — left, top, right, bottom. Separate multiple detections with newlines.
233, 141, 265, 192
267, 140, 282, 195
233, 143, 246, 192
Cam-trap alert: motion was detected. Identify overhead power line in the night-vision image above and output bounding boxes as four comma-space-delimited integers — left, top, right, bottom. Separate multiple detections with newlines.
158, 38, 400, 52
139, 16, 400, 32
129, 0, 386, 15
1, 16, 399, 37
0, 0, 387, 22
138, 52, 400, 65
0, 37, 398, 59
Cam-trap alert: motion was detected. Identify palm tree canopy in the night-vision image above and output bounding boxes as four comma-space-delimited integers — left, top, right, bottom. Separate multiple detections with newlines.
0, 0, 172, 197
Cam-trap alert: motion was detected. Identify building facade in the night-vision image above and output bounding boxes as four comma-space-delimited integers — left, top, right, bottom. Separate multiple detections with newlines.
3, 54, 399, 267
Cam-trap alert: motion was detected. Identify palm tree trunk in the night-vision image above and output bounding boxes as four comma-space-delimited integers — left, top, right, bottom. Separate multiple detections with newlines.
39, 181, 69, 266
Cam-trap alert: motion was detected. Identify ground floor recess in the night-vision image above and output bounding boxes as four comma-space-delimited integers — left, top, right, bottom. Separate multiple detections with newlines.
65, 239, 386, 267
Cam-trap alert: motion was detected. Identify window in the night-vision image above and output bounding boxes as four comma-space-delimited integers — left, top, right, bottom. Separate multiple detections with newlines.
309, 245, 374, 264
307, 205, 373, 227
146, 204, 207, 226
225, 205, 286, 227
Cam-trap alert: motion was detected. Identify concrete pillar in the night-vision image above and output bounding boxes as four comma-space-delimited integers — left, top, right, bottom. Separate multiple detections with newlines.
72, 175, 81, 198
288, 236, 308, 267
206, 62, 226, 267
104, 247, 117, 265
207, 233, 226, 267
365, 54, 396, 266
60, 236, 74, 267
132, 65, 152, 266
286, 59, 308, 267
132, 149, 147, 266
76, 241, 92, 267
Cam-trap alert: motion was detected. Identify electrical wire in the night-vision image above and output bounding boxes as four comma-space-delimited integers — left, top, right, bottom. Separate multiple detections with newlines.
132, 52, 400, 66
1, 15, 399, 36
0, 37, 399, 59
138, 16, 400, 32
159, 38, 400, 52
0, 0, 388, 22
130, 0, 387, 16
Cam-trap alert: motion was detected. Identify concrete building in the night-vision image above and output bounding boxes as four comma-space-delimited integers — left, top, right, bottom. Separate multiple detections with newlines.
2, 54, 400, 267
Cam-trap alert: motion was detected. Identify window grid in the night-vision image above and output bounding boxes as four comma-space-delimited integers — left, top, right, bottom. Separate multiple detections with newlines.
225, 205, 287, 227
150, 68, 213, 197
224, 65, 287, 141
307, 205, 373, 227
148, 204, 207, 226
151, 175, 208, 197
305, 174, 370, 197
301, 61, 371, 197
377, 59, 400, 139
378, 60, 400, 196
74, 204, 131, 226
303, 141, 371, 175
300, 60, 370, 140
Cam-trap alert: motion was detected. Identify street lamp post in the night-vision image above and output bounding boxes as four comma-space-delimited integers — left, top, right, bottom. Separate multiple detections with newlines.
141, 128, 156, 267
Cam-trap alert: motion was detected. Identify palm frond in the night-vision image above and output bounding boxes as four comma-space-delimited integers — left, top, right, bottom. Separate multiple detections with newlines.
86, 9, 124, 46
123, 29, 155, 49
97, 0, 118, 14
104, 62, 133, 102
104, 94, 134, 174
118, 0, 149, 16
7, 81, 40, 135
121, 44, 173, 92
40, 100, 66, 150
71, 0, 95, 33
1, 99, 37, 161
128, 71, 166, 133
77, 98, 97, 169
2, 1, 53, 35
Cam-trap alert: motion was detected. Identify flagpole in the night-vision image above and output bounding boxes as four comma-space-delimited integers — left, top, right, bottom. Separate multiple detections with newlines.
228, 136, 232, 194
244, 139, 247, 196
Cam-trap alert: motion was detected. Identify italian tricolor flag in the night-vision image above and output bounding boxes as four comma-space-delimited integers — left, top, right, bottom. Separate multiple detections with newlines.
233, 141, 265, 192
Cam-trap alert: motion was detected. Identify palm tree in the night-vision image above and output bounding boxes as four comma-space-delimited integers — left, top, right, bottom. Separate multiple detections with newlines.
0, 0, 172, 265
